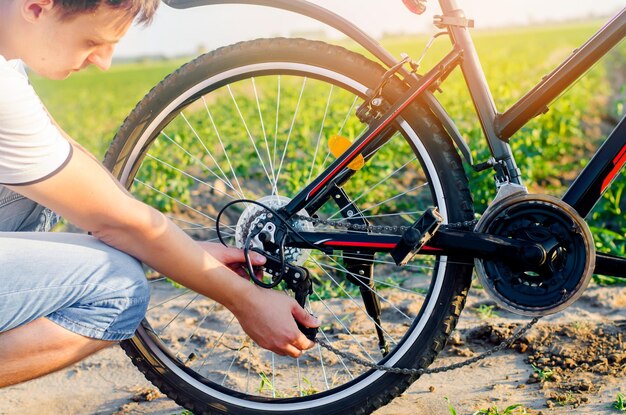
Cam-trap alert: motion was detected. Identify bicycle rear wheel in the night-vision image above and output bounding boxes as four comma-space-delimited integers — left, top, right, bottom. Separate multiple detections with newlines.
105, 38, 474, 415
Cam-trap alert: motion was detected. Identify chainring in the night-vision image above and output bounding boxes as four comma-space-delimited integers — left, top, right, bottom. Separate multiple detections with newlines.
475, 194, 595, 316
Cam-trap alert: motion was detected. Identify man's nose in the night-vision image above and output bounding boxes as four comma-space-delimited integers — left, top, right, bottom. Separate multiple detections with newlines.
88, 46, 114, 71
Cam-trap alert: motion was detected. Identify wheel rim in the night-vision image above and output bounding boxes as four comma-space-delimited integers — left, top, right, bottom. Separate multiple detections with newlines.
117, 62, 451, 408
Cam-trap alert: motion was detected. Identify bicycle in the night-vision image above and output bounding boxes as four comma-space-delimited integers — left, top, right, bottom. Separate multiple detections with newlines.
102, 0, 626, 413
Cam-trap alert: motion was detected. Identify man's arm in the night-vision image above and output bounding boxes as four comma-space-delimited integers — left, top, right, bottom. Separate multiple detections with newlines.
8, 142, 318, 357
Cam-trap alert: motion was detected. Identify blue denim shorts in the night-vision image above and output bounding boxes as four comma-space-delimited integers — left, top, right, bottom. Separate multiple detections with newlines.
0, 186, 149, 341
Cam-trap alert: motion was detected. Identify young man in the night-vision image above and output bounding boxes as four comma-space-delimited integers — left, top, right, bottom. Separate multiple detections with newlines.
0, 0, 319, 387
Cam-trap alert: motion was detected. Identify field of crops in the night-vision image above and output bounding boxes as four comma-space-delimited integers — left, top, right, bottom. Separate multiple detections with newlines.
31, 20, 625, 284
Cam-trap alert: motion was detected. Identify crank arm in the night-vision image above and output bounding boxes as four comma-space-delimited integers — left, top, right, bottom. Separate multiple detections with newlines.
595, 252, 626, 279
287, 229, 547, 267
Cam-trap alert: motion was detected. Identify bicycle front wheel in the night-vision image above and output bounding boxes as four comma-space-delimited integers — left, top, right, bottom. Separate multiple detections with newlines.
105, 38, 474, 415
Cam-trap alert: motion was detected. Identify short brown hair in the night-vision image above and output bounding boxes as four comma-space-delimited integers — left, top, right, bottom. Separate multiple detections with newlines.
54, 0, 159, 25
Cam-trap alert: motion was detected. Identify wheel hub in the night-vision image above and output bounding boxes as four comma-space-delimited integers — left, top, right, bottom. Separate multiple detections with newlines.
235, 195, 312, 265
475, 194, 595, 316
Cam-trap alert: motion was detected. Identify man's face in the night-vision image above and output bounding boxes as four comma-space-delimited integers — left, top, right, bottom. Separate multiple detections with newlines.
22, 2, 134, 79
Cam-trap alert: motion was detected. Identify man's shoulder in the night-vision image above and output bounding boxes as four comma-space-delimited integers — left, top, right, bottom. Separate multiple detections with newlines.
0, 54, 27, 76
0, 57, 29, 89
0, 59, 36, 109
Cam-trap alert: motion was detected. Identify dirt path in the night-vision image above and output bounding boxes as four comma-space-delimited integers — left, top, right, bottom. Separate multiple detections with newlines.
1, 285, 624, 415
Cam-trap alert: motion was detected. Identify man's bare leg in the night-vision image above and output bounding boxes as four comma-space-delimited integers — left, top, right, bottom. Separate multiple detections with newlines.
0, 317, 112, 387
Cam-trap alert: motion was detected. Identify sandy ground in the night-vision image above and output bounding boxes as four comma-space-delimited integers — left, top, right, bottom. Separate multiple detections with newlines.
1, 283, 624, 415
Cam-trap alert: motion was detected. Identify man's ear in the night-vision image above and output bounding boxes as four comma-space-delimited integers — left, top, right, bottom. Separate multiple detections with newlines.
20, 0, 55, 23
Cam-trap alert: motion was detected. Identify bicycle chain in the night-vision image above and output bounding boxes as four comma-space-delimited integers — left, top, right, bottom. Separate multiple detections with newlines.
285, 213, 541, 375
315, 318, 540, 375
292, 213, 479, 234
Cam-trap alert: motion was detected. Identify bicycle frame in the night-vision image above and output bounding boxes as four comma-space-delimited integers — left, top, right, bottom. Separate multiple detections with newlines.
166, 0, 626, 278
442, 1, 626, 216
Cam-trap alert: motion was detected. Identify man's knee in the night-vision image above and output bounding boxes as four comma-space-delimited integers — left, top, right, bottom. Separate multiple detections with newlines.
47, 248, 151, 342
103, 251, 150, 339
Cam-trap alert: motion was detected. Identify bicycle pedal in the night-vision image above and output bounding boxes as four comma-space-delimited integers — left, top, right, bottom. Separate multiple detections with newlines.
390, 207, 443, 266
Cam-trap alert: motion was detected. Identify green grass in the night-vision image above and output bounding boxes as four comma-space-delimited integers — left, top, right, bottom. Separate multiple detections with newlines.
445, 397, 458, 415
613, 392, 626, 412
531, 364, 556, 382
472, 404, 531, 415
474, 304, 499, 319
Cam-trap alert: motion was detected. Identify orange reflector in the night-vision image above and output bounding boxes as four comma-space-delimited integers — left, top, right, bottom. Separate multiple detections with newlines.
329, 135, 364, 171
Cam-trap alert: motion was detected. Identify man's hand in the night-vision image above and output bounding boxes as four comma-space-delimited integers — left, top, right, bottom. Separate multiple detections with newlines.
199, 241, 319, 357
197, 242, 265, 279
231, 284, 320, 358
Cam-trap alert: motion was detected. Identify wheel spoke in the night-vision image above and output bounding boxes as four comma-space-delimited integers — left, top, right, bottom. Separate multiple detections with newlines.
221, 337, 249, 386
166, 215, 205, 228
252, 77, 278, 195
203, 97, 247, 200
133, 178, 236, 231
324, 257, 412, 321
329, 252, 435, 273
307, 257, 399, 344
197, 314, 237, 372
275, 77, 307, 188
159, 130, 239, 195
148, 276, 168, 285
245, 343, 252, 394
308, 85, 334, 184
271, 353, 276, 398
273, 75, 281, 189
326, 156, 417, 220
175, 300, 220, 359
338, 95, 359, 136
227, 85, 274, 190
357, 183, 430, 217
296, 357, 303, 397
147, 288, 193, 311
311, 288, 375, 364
146, 153, 237, 201
180, 111, 238, 193
158, 294, 201, 335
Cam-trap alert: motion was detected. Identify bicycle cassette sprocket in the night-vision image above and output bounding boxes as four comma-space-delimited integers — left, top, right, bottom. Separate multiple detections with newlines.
474, 194, 595, 316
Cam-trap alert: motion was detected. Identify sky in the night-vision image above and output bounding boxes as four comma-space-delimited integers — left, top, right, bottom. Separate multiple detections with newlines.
116, 0, 625, 59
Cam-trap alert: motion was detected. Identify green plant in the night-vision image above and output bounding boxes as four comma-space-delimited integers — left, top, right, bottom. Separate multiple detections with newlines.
445, 397, 458, 415
531, 364, 555, 382
473, 403, 529, 415
258, 372, 282, 397
475, 304, 499, 319
613, 392, 626, 412
554, 392, 577, 406
310, 272, 360, 300
301, 377, 318, 396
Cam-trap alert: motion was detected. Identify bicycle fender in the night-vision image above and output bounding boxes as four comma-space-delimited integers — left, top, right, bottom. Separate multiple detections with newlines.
163, 0, 473, 166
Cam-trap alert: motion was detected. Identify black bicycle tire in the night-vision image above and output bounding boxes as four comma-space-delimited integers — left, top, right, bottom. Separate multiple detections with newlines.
104, 38, 475, 415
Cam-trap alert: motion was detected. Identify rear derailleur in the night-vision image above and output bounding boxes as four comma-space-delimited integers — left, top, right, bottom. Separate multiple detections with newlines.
244, 218, 318, 341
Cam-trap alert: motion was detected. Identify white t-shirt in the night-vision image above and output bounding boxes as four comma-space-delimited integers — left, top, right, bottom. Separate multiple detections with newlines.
0, 54, 71, 185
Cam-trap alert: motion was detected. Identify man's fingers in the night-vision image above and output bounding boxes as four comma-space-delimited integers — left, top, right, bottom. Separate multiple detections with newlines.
249, 252, 266, 265
225, 247, 266, 265
282, 343, 305, 358
292, 303, 320, 328
291, 333, 315, 351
